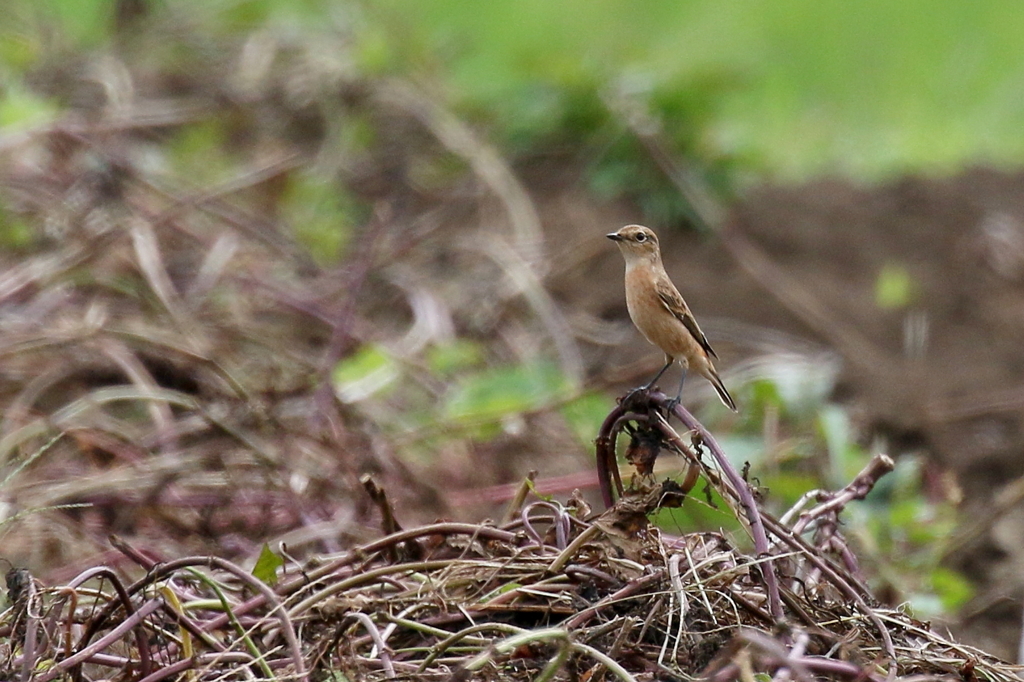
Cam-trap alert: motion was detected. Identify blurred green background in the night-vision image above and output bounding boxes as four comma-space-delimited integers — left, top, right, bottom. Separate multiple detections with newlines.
370, 0, 1024, 180
7, 0, 1024, 181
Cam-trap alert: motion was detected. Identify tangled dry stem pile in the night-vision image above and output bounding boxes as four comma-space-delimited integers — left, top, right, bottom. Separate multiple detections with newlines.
0, 34, 592, 575
1, 391, 1019, 680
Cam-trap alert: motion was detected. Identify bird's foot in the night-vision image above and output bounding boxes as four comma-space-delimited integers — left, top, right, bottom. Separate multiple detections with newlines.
621, 385, 654, 409
623, 386, 644, 401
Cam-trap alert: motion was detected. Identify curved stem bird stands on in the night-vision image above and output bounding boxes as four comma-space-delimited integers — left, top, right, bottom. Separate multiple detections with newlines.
595, 387, 784, 620
594, 387, 909, 662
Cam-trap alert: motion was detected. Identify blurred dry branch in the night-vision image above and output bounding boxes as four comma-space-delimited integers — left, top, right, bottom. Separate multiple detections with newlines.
0, 10, 608, 578
0, 76, 450, 573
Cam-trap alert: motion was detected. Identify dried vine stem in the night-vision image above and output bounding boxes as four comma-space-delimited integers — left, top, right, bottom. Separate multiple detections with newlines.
593, 387, 904, 671
791, 453, 895, 537
7, 474, 1017, 679
595, 388, 784, 621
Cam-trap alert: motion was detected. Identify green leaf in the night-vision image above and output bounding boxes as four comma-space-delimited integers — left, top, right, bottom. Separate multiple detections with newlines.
480, 581, 523, 601
525, 476, 553, 503
45, 0, 113, 48
930, 566, 974, 612
0, 214, 34, 250
166, 120, 233, 187
281, 172, 361, 265
713, 434, 768, 470
648, 486, 742, 536
252, 544, 284, 586
817, 404, 869, 484
0, 85, 56, 131
559, 393, 612, 445
875, 263, 915, 310
443, 361, 571, 423
0, 30, 40, 72
332, 345, 399, 403
426, 340, 485, 377
751, 356, 839, 417
761, 472, 820, 508
749, 378, 784, 411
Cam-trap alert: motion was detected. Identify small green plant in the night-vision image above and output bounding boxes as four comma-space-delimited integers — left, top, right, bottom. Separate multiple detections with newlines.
332, 342, 581, 445
755, 375, 969, 617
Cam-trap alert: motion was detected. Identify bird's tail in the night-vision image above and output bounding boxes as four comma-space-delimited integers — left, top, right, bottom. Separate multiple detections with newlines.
708, 368, 738, 412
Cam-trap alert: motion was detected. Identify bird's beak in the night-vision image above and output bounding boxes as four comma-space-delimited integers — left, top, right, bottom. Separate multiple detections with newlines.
606, 232, 623, 242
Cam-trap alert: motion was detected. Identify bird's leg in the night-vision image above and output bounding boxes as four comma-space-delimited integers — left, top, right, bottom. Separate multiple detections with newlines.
625, 357, 673, 407
643, 357, 674, 391
666, 368, 688, 410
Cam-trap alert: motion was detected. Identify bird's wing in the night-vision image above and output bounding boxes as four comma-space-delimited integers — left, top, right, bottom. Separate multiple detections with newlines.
656, 279, 718, 359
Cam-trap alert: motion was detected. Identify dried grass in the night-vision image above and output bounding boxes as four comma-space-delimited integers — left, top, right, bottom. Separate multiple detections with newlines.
2, 454, 1019, 681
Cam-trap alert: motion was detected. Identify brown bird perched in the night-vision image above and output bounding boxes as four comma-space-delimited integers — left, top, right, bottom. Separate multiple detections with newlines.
607, 225, 737, 412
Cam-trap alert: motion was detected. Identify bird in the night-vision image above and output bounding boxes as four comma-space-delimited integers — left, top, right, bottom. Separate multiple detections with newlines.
607, 224, 737, 412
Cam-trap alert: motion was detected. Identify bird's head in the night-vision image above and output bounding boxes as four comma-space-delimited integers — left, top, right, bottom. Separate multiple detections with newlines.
606, 225, 661, 264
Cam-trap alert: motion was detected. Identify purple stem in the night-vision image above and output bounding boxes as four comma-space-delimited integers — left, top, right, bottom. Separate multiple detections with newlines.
66, 565, 151, 679
654, 391, 784, 622
34, 598, 162, 682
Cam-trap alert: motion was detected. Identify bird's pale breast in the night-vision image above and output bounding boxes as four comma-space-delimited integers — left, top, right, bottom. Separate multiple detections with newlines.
624, 268, 703, 365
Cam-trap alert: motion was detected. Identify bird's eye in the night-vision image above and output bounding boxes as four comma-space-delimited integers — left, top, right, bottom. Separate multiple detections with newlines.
635, 233, 647, 242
